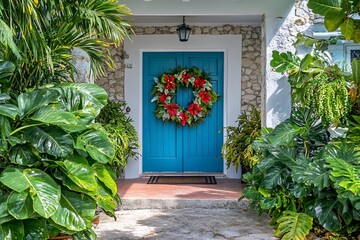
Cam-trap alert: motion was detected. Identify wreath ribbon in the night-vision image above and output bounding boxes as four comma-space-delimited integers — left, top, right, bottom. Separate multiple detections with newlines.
151, 67, 219, 126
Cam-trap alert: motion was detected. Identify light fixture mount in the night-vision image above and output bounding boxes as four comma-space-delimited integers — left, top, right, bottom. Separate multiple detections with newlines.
176, 16, 191, 42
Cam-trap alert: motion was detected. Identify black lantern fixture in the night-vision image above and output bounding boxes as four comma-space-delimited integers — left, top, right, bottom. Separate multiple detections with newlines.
177, 16, 191, 42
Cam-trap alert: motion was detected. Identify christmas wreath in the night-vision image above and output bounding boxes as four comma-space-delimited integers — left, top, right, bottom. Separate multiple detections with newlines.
151, 67, 219, 126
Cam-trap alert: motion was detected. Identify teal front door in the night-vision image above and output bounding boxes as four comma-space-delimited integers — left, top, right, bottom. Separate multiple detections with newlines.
143, 52, 224, 172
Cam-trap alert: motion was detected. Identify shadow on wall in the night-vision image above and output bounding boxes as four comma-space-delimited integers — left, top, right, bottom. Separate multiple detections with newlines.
266, 76, 291, 127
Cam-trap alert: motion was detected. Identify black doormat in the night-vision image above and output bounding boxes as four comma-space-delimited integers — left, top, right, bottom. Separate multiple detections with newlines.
147, 176, 217, 184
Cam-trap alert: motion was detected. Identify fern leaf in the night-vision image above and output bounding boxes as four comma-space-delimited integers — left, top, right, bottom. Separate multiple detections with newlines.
275, 211, 313, 240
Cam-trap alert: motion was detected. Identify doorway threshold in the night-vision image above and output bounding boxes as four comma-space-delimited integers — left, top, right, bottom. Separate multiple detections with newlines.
140, 172, 226, 178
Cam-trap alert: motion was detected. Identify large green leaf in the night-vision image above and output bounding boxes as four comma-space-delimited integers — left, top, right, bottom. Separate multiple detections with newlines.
17, 89, 60, 117
340, 18, 355, 40
292, 160, 330, 190
30, 105, 81, 126
324, 142, 360, 165
9, 145, 38, 166
0, 104, 19, 120
75, 129, 114, 163
324, 10, 345, 31
275, 211, 313, 240
24, 126, 74, 158
57, 83, 108, 115
265, 120, 303, 146
0, 167, 31, 192
313, 199, 341, 231
93, 163, 117, 196
51, 190, 96, 231
0, 60, 15, 80
0, 220, 25, 240
0, 115, 11, 139
73, 228, 97, 240
24, 219, 49, 240
270, 51, 300, 74
0, 196, 13, 225
56, 159, 97, 192
1, 168, 61, 218
262, 166, 289, 189
308, 0, 342, 15
7, 190, 34, 219
326, 158, 360, 195
93, 183, 117, 218
23, 169, 61, 218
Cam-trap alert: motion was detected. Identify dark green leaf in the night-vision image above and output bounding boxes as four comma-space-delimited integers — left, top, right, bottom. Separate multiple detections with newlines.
9, 145, 38, 166
292, 160, 331, 190
0, 196, 13, 225
0, 220, 25, 240
24, 219, 49, 240
265, 120, 303, 145
314, 199, 341, 231
17, 89, 60, 117
0, 104, 19, 120
24, 126, 74, 158
0, 61, 15, 80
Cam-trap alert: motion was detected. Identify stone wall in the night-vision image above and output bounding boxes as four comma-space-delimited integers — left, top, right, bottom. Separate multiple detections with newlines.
97, 24, 262, 113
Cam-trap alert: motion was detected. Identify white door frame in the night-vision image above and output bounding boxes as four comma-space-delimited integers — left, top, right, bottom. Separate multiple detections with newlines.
124, 35, 242, 178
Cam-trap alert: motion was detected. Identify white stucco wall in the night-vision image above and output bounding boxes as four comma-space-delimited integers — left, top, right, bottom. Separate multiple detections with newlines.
123, 35, 242, 179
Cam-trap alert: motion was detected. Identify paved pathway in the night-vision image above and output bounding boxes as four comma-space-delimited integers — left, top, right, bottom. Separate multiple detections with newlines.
94, 178, 276, 240
94, 208, 276, 240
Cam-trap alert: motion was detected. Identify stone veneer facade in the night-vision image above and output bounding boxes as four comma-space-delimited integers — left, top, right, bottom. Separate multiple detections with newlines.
97, 25, 262, 113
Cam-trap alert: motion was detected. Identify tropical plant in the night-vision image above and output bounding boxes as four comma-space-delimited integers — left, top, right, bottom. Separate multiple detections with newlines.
242, 108, 360, 239
0, 0, 132, 92
270, 40, 350, 125
0, 83, 119, 239
222, 106, 261, 173
307, 0, 360, 42
96, 101, 140, 177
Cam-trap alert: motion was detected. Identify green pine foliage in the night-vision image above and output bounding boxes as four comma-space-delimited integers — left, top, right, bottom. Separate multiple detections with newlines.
222, 106, 261, 172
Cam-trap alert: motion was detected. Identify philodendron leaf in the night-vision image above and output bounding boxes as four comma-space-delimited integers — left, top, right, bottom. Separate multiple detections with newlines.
275, 211, 313, 240
307, 0, 342, 15
9, 145, 38, 166
0, 196, 13, 225
326, 158, 360, 195
17, 89, 60, 117
24, 219, 49, 240
265, 119, 303, 146
0, 167, 61, 218
30, 105, 81, 126
24, 126, 74, 158
314, 199, 341, 231
51, 190, 96, 231
0, 104, 19, 120
292, 160, 330, 190
56, 159, 97, 192
0, 60, 15, 80
340, 18, 355, 40
75, 129, 114, 164
0, 220, 25, 240
7, 190, 34, 219
93, 163, 117, 196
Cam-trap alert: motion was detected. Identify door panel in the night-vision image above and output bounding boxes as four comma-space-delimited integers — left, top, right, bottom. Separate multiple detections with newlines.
143, 52, 224, 172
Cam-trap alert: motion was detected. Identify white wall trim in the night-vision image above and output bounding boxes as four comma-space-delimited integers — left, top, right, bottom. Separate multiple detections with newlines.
124, 35, 242, 178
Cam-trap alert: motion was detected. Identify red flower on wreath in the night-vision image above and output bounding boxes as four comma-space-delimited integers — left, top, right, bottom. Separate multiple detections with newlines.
159, 93, 169, 104
194, 77, 206, 88
182, 73, 192, 83
164, 75, 176, 90
188, 103, 202, 116
199, 90, 211, 104
179, 112, 189, 126
164, 103, 179, 118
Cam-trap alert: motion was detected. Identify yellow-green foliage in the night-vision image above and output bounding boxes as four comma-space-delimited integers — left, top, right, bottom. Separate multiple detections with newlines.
222, 106, 261, 172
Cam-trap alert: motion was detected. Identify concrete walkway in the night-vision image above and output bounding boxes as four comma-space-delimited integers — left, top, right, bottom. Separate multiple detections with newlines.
94, 178, 276, 240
